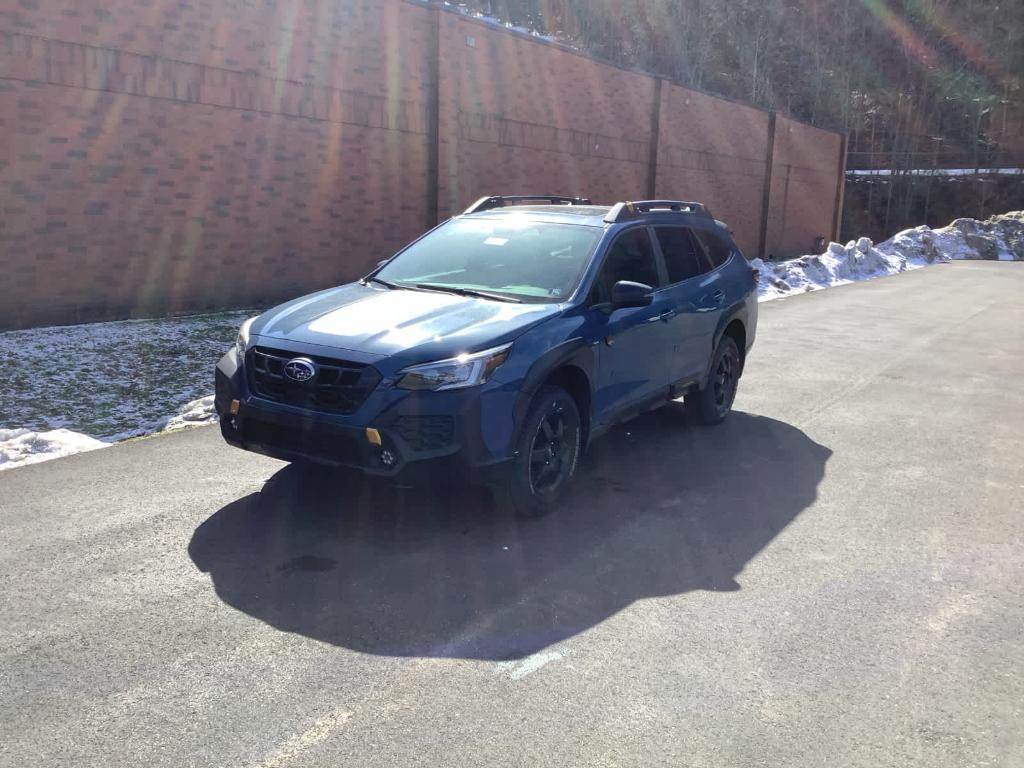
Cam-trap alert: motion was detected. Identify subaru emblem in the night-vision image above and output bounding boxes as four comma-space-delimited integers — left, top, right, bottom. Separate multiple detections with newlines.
283, 357, 317, 383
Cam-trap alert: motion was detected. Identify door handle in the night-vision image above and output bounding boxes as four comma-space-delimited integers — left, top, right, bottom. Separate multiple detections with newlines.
645, 309, 677, 323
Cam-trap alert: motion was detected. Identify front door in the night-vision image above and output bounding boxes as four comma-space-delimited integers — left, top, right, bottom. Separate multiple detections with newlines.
587, 227, 674, 423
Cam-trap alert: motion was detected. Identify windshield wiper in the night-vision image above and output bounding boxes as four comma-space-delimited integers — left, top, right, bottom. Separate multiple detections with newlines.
411, 283, 521, 303
361, 276, 398, 289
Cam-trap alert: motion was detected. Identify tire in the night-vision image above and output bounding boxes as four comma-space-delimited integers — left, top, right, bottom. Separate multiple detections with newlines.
491, 385, 582, 518
687, 335, 741, 426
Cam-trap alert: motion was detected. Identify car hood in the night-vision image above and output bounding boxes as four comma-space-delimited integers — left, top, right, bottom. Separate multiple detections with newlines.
250, 283, 562, 364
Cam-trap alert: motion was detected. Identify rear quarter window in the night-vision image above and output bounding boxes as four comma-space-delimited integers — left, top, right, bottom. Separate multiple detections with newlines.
692, 228, 734, 269
654, 227, 709, 283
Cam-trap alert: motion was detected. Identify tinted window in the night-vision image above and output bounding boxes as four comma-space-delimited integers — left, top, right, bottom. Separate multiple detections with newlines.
376, 218, 602, 302
592, 228, 660, 304
655, 227, 709, 283
692, 228, 733, 268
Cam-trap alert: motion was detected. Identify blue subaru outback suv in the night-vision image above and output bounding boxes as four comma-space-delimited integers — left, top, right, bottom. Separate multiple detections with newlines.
216, 195, 758, 516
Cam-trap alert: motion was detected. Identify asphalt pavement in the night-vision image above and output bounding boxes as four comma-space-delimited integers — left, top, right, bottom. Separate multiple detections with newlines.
2, 261, 1022, 767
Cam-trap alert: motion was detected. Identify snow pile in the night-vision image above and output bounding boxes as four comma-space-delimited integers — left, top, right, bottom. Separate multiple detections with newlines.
0, 428, 109, 470
849, 168, 1024, 177
440, 2, 563, 44
751, 236, 926, 299
752, 211, 1023, 301
163, 395, 218, 431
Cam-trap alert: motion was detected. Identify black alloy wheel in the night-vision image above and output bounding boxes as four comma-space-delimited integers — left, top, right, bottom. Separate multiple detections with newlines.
686, 335, 742, 425
529, 407, 571, 494
492, 385, 581, 517
712, 341, 740, 417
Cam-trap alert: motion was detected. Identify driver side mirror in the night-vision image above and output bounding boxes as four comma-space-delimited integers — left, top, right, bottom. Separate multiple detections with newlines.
611, 280, 654, 308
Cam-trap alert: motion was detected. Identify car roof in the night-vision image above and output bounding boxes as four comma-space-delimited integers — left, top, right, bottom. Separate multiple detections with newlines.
459, 204, 729, 233
459, 205, 613, 227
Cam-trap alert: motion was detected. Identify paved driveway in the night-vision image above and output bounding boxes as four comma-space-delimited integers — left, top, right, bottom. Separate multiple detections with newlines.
2, 261, 1022, 767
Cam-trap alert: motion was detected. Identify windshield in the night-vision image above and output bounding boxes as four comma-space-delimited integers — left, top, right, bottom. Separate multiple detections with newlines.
374, 217, 602, 302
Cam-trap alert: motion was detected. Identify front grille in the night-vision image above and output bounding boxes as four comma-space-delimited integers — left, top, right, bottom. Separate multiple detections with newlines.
393, 415, 455, 451
249, 346, 381, 414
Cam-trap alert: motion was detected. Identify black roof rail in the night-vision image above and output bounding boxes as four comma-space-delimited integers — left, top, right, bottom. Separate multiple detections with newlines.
463, 195, 592, 215
603, 199, 714, 224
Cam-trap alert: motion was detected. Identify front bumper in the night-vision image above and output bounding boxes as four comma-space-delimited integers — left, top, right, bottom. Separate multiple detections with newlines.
215, 349, 513, 478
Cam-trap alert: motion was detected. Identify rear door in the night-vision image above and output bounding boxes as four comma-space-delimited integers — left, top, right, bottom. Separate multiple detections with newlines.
652, 226, 723, 383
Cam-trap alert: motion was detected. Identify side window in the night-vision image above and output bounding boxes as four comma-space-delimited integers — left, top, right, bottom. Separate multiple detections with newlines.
592, 228, 661, 304
692, 228, 733, 269
655, 227, 709, 283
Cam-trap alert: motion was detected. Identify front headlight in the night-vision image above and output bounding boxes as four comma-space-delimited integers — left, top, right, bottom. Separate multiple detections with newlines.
397, 343, 512, 391
235, 317, 255, 357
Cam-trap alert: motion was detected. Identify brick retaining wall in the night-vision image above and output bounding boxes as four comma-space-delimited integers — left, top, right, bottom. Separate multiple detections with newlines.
0, 1, 844, 329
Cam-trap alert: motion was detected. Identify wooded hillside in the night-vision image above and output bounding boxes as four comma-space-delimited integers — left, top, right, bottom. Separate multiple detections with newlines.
459, 0, 1024, 170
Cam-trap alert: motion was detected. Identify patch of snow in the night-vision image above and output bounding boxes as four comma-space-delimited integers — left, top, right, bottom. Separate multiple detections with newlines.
754, 210, 1023, 302
441, 2, 564, 45
849, 167, 1024, 177
0, 309, 253, 470
163, 395, 217, 431
0, 428, 109, 471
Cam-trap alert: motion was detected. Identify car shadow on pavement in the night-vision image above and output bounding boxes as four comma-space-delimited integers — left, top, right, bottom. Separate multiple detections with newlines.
188, 405, 831, 660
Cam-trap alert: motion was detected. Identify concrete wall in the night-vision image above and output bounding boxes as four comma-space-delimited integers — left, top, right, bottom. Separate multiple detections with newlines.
0, 0, 436, 328
0, 0, 845, 329
437, 13, 654, 218
655, 84, 772, 257
994, 104, 1024, 167
764, 116, 846, 258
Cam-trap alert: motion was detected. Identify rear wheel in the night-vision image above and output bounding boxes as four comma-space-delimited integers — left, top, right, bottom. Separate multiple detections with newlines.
687, 335, 741, 425
491, 385, 581, 518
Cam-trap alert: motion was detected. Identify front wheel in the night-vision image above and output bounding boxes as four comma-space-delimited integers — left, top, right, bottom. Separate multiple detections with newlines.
686, 336, 741, 425
491, 385, 581, 518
